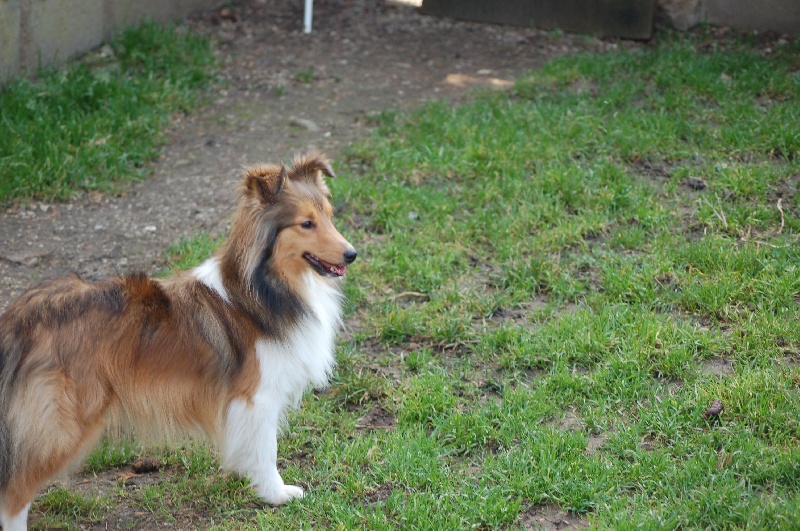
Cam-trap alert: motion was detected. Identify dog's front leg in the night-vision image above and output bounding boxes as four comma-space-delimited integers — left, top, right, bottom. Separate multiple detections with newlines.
222, 399, 304, 506
250, 422, 305, 506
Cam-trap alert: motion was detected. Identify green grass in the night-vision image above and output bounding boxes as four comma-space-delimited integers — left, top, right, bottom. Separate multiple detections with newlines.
161, 232, 226, 274
33, 488, 111, 529
0, 20, 215, 203
30, 31, 800, 529
293, 67, 316, 84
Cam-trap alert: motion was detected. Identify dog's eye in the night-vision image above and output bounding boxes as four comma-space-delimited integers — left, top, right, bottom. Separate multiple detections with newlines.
300, 220, 315, 229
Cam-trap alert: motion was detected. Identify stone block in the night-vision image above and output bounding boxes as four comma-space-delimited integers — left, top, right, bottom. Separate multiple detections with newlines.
658, 0, 702, 31
0, 0, 21, 81
703, 0, 800, 33
421, 0, 656, 39
109, 0, 178, 29
25, 0, 106, 70
2, 0, 229, 81
109, 0, 224, 31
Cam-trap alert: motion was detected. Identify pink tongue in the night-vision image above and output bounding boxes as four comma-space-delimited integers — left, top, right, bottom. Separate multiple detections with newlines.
317, 257, 346, 276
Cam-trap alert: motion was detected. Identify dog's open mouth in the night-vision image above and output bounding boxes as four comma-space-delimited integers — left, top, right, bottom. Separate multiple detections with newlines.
304, 253, 347, 278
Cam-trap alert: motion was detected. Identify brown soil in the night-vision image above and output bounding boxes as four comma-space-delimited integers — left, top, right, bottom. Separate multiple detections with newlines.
4, 0, 628, 528
521, 503, 591, 530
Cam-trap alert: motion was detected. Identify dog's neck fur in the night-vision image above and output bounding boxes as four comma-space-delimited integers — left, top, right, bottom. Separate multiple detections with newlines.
194, 248, 342, 340
193, 257, 342, 398
212, 242, 301, 338
259, 270, 343, 396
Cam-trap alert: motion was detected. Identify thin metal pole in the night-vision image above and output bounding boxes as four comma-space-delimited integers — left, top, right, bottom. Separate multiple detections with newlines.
304, 0, 313, 33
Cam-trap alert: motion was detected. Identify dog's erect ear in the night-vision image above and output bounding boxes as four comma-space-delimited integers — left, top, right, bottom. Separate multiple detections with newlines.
243, 164, 288, 203
291, 152, 335, 180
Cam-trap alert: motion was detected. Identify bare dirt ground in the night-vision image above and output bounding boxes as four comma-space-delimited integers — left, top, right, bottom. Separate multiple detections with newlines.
3, 0, 630, 527
0, 0, 616, 312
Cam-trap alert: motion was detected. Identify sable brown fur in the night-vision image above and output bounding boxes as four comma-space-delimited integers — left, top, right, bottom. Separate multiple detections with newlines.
0, 152, 356, 526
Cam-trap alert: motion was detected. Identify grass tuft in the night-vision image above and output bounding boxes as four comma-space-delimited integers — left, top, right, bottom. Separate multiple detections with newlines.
0, 20, 215, 203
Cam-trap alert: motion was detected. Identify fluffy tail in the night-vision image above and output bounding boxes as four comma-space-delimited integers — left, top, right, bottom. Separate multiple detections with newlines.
0, 332, 17, 497
0, 337, 26, 530
0, 408, 12, 492
0, 342, 16, 521
0, 388, 24, 531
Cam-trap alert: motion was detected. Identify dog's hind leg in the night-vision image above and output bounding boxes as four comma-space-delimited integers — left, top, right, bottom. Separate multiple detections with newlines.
1, 368, 109, 529
0, 501, 30, 531
221, 398, 304, 506
0, 417, 107, 531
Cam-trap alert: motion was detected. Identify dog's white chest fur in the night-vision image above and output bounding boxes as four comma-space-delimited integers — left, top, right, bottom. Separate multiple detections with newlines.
219, 271, 344, 502
193, 259, 342, 404
254, 272, 342, 405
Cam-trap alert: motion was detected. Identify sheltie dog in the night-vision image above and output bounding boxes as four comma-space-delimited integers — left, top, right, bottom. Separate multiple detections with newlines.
0, 153, 356, 530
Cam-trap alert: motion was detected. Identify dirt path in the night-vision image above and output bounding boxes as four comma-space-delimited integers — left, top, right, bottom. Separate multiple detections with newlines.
0, 0, 610, 311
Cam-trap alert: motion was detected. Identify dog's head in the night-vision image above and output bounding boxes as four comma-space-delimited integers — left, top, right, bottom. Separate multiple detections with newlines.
236, 152, 356, 291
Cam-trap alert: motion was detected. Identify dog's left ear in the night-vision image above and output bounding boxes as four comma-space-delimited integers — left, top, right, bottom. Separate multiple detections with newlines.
243, 164, 288, 204
291, 152, 335, 180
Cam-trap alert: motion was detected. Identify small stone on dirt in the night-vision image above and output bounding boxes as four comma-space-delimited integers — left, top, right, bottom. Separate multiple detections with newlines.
219, 7, 239, 22
704, 399, 724, 421
289, 116, 321, 132
684, 177, 707, 190
131, 457, 162, 474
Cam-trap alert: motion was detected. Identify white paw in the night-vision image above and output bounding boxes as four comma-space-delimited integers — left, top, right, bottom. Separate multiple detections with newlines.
261, 484, 305, 506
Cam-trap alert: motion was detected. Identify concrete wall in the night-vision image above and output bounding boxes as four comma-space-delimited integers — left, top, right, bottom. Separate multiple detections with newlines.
421, 0, 656, 40
704, 0, 800, 33
659, 0, 800, 32
420, 0, 799, 36
0, 0, 224, 82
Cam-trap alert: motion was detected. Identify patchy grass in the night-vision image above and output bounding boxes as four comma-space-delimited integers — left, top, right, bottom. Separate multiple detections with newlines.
30, 31, 800, 529
33, 488, 111, 529
161, 232, 226, 274
0, 20, 215, 203
293, 67, 316, 84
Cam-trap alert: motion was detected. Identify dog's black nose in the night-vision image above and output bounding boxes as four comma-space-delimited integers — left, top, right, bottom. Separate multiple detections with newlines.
344, 249, 358, 264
